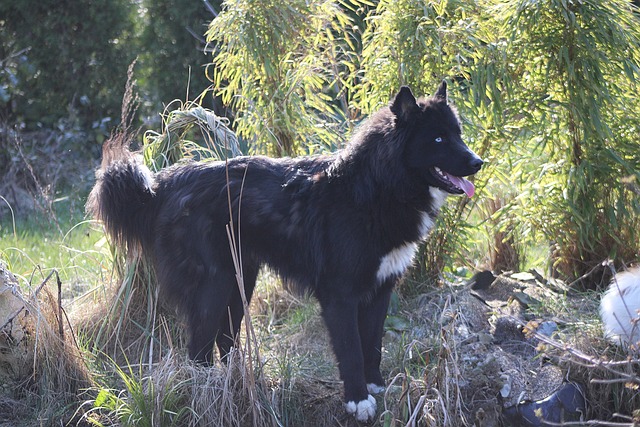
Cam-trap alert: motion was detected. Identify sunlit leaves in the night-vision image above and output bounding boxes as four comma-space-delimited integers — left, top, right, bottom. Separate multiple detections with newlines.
203, 0, 640, 285
496, 0, 640, 282
206, 0, 360, 155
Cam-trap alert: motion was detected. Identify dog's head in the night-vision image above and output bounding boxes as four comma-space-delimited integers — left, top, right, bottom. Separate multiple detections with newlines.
392, 81, 483, 197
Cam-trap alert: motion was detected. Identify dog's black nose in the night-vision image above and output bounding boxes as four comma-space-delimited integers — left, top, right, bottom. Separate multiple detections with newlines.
469, 157, 483, 172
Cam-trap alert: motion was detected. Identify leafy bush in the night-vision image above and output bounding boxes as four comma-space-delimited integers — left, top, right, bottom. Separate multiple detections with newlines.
205, 0, 361, 156
204, 0, 640, 288
137, 0, 221, 115
0, 0, 224, 133
0, 0, 136, 128
496, 0, 640, 285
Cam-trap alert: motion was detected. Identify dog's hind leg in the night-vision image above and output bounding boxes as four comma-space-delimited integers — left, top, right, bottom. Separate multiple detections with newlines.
358, 285, 392, 394
319, 295, 377, 422
186, 268, 238, 365
216, 262, 259, 360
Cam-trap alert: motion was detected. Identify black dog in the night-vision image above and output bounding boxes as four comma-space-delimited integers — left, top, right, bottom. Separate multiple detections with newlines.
87, 81, 482, 422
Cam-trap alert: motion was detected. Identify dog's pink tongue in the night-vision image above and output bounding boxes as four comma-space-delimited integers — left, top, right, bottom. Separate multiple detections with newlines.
446, 173, 475, 197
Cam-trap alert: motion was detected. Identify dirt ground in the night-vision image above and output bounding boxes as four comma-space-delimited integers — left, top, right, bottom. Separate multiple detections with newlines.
426, 270, 638, 426
2, 262, 639, 426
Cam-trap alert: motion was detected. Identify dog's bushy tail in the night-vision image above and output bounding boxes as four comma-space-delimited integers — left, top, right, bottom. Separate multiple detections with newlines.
87, 138, 156, 251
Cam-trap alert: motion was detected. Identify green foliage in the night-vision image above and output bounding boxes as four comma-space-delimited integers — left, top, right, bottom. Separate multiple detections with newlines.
203, 0, 640, 287
86, 361, 192, 427
0, 0, 224, 134
142, 102, 242, 171
0, 0, 136, 128
206, 0, 361, 156
357, 0, 485, 111
0, 205, 108, 292
494, 0, 640, 284
363, 0, 640, 285
138, 0, 221, 112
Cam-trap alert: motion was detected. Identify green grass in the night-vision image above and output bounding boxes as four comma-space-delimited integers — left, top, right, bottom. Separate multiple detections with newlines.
0, 199, 110, 296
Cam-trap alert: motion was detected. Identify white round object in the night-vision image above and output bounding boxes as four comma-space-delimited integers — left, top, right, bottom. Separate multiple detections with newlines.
600, 267, 640, 347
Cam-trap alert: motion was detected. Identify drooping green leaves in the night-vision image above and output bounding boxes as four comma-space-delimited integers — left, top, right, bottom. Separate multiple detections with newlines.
206, 0, 362, 155
496, 0, 640, 283
204, 0, 640, 286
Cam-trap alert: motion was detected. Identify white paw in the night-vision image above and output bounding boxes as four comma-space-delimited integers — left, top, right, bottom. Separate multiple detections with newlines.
367, 383, 385, 394
345, 394, 377, 422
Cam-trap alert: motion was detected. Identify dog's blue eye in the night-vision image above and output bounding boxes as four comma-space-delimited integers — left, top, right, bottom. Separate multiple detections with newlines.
435, 137, 443, 143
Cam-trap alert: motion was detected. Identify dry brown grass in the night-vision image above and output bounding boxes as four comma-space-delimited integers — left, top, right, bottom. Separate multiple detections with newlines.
0, 267, 93, 425
76, 256, 184, 368
7, 253, 640, 426
76, 275, 347, 426
482, 197, 522, 274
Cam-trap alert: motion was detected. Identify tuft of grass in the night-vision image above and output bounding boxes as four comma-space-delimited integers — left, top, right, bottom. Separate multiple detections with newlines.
81, 346, 341, 427
142, 100, 242, 172
82, 355, 194, 427
481, 197, 523, 274
1, 265, 95, 424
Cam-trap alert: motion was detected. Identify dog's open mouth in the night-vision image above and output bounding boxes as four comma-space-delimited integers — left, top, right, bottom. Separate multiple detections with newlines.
430, 167, 475, 197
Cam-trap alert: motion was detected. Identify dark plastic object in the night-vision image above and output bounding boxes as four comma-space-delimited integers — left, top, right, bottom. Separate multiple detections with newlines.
502, 382, 586, 426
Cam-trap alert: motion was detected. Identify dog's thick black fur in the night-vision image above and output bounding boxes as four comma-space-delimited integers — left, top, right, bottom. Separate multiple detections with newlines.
87, 82, 482, 422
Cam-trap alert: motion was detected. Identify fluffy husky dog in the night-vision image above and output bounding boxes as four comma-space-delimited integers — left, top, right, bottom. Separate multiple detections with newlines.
600, 267, 640, 348
87, 82, 483, 421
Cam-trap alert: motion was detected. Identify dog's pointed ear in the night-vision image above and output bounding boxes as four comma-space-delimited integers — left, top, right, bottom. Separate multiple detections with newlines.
390, 86, 418, 122
434, 80, 447, 102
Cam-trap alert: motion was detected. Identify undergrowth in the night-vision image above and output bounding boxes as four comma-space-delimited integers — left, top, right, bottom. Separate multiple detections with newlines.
3, 179, 640, 426
2, 64, 639, 427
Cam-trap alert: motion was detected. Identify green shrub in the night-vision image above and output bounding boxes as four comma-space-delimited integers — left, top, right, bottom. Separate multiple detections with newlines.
0, 0, 136, 128
497, 0, 640, 285
138, 0, 222, 114
205, 0, 360, 156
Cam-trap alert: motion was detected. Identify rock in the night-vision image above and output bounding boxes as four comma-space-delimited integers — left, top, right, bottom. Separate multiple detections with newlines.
536, 321, 558, 338
470, 270, 497, 290
0, 263, 33, 382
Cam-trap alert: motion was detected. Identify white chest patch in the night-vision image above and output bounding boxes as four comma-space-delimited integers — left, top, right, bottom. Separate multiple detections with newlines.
376, 242, 419, 282
376, 191, 448, 283
429, 187, 448, 212
418, 211, 435, 239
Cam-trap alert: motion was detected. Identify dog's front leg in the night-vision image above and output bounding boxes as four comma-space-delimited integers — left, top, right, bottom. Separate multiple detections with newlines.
359, 285, 392, 394
319, 296, 377, 422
